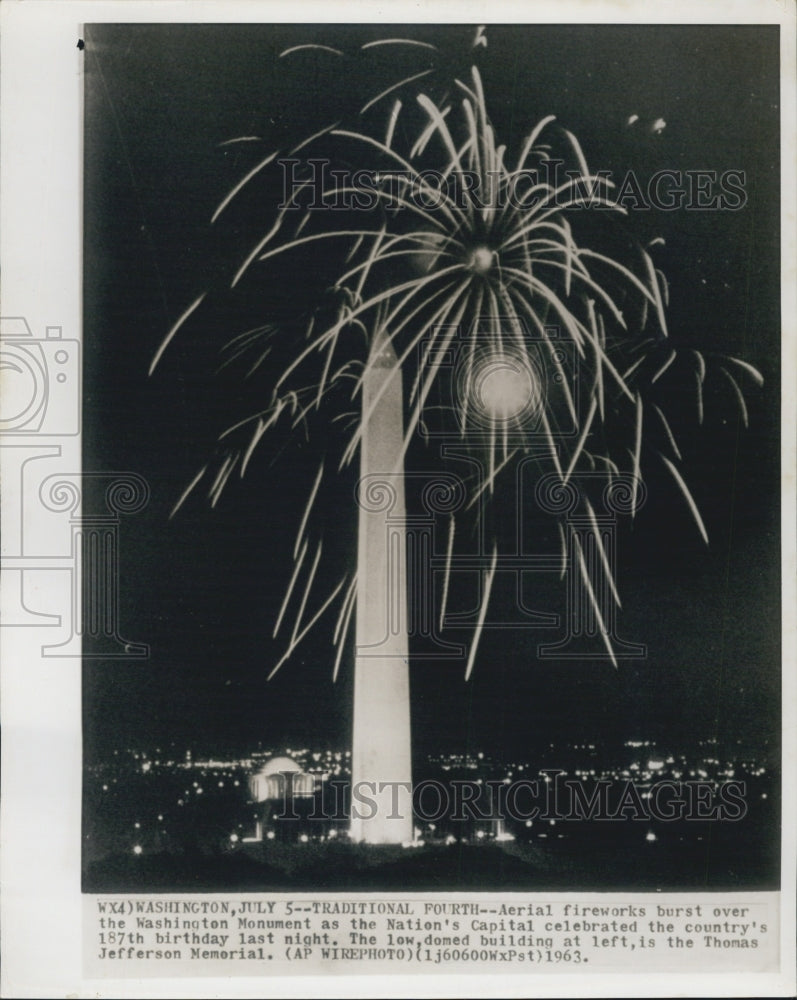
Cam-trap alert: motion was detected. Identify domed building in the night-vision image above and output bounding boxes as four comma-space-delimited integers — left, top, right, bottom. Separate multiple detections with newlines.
249, 756, 315, 802
246, 755, 320, 842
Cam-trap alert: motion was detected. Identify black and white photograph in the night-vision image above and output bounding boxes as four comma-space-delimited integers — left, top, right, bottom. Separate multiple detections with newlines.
82, 18, 781, 892
1, 2, 795, 997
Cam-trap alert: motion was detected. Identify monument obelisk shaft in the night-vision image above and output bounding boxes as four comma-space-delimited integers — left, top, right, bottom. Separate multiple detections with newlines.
350, 333, 413, 844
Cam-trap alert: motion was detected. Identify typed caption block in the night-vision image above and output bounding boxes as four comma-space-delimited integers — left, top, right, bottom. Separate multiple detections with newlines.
84, 892, 779, 978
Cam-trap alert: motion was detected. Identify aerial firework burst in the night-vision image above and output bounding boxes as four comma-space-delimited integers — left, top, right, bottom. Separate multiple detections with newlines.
152, 32, 761, 676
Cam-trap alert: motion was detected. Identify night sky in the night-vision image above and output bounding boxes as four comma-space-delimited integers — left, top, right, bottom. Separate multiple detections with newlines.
82, 23, 780, 766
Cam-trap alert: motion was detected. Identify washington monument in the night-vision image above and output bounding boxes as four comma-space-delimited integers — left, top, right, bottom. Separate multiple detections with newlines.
350, 333, 413, 844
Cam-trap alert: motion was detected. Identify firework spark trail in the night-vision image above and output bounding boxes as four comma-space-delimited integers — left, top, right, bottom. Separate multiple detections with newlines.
156, 36, 763, 677
294, 462, 325, 559
333, 575, 358, 646
660, 452, 710, 546
506, 289, 579, 430
652, 403, 682, 460
564, 395, 598, 484
280, 43, 344, 58
209, 454, 239, 507
572, 530, 618, 668
170, 464, 208, 519
720, 366, 749, 427
273, 538, 309, 638
584, 497, 621, 609
211, 151, 279, 224
439, 514, 456, 632
340, 278, 472, 468
331, 128, 467, 228
150, 292, 207, 375
651, 348, 677, 384
330, 573, 358, 680
398, 287, 473, 469
726, 355, 764, 386
464, 544, 497, 680
287, 539, 324, 652
631, 392, 643, 517
268, 575, 348, 681
361, 69, 434, 115
276, 265, 464, 398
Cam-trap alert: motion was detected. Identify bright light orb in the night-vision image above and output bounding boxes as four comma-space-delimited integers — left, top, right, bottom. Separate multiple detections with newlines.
475, 357, 539, 421
467, 245, 494, 274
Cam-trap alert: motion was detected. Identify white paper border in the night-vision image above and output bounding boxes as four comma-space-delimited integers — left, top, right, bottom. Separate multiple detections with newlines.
1, 1, 794, 997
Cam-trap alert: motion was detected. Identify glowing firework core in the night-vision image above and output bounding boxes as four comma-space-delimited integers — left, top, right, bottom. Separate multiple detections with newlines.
474, 355, 540, 421
467, 245, 495, 274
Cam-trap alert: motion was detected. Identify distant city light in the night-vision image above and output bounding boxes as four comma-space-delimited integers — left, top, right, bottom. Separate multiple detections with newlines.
92, 739, 770, 859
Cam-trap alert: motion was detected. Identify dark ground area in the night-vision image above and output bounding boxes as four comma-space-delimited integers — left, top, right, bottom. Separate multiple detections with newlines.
85, 814, 779, 894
